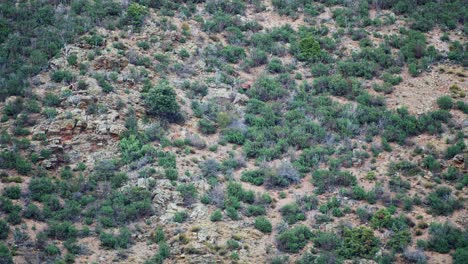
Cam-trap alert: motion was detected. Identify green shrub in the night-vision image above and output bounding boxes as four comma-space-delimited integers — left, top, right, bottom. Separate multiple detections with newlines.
93, 159, 116, 181
3, 186, 21, 199
442, 167, 461, 181
254, 216, 272, 233
0, 243, 13, 264
426, 187, 462, 216
100, 228, 132, 249
24, 204, 42, 220
111, 172, 129, 188
427, 222, 468, 253
247, 76, 286, 101
7, 210, 21, 225
266, 161, 300, 188
46, 221, 78, 240
210, 209, 222, 222
223, 128, 246, 145
67, 53, 78, 66
340, 226, 379, 258
177, 183, 198, 205
310, 63, 331, 77
312, 74, 353, 96
445, 141, 465, 159
298, 35, 321, 61
267, 58, 285, 74
311, 170, 356, 194
226, 207, 239, 220
245, 205, 266, 216
152, 227, 165, 243
240, 169, 266, 186
45, 243, 60, 256
422, 155, 441, 172
0, 220, 9, 240
51, 70, 73, 83
452, 247, 468, 264
29, 177, 55, 202
313, 231, 342, 251
144, 80, 182, 122
43, 92, 61, 107
388, 228, 412, 252
200, 159, 220, 179
276, 225, 313, 253
338, 59, 376, 79
164, 168, 178, 181
198, 118, 216, 134
280, 203, 305, 224
173, 211, 188, 223
436, 96, 453, 110
126, 3, 148, 27
221, 45, 246, 63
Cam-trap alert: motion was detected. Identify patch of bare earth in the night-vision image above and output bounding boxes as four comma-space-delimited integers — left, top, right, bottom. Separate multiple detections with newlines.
386, 65, 467, 115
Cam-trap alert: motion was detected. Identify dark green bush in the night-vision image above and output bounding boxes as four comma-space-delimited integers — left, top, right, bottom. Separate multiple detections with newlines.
152, 227, 165, 244
173, 211, 188, 223
29, 177, 55, 202
298, 35, 321, 61
210, 209, 222, 222
245, 205, 266, 216
254, 216, 272, 233
266, 161, 300, 188
276, 225, 313, 253
241, 169, 266, 186
126, 3, 148, 27
388, 228, 412, 252
51, 70, 73, 83
311, 170, 356, 194
312, 74, 354, 96
46, 221, 78, 240
144, 80, 182, 122
164, 169, 178, 181
427, 222, 468, 254
0, 243, 13, 264
310, 63, 331, 77
45, 243, 60, 256
267, 58, 285, 74
0, 220, 9, 240
445, 140, 465, 159
24, 204, 42, 220
425, 187, 462, 216
3, 186, 21, 199
206, 0, 246, 15
67, 54, 78, 66
100, 228, 131, 249
452, 247, 468, 264
436, 96, 453, 110
200, 159, 220, 179
198, 118, 217, 134
456, 101, 468, 114
340, 226, 379, 258
177, 183, 198, 205
247, 76, 286, 101
422, 155, 441, 172
280, 203, 305, 224
221, 45, 246, 63
313, 231, 342, 251
226, 206, 239, 220
222, 128, 246, 144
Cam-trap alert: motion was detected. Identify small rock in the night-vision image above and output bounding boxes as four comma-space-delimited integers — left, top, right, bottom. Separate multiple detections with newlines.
453, 154, 464, 164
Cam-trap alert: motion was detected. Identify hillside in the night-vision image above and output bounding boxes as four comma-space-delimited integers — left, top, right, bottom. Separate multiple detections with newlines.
0, 1, 467, 263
